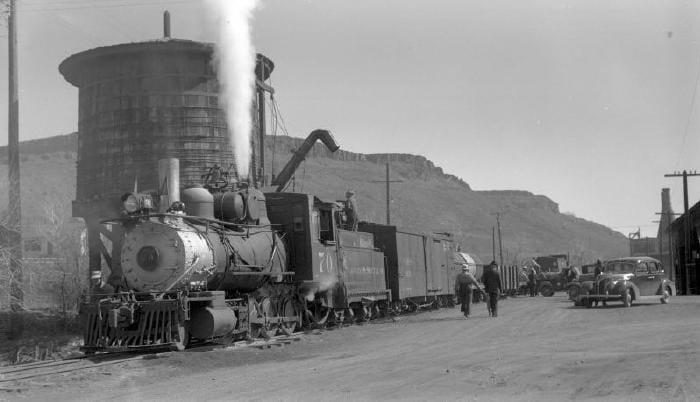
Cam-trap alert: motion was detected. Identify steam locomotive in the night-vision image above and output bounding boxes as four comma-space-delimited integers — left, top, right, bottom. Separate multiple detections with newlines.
81, 162, 463, 352
79, 129, 468, 354
81, 151, 395, 351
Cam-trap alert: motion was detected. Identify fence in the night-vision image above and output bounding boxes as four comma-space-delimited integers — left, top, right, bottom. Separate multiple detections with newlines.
500, 265, 526, 295
0, 256, 88, 339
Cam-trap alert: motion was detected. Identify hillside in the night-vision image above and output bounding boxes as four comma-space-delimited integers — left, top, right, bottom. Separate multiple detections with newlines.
0, 133, 629, 265
265, 135, 628, 264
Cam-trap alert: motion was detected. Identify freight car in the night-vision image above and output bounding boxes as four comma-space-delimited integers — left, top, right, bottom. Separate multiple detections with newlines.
80, 160, 389, 352
358, 223, 457, 311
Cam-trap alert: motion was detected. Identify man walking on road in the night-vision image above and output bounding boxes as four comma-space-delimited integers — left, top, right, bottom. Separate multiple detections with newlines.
483, 261, 503, 317
528, 266, 538, 297
454, 264, 479, 319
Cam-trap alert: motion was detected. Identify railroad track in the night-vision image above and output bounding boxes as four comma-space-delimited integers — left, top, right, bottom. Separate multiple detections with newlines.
0, 334, 302, 385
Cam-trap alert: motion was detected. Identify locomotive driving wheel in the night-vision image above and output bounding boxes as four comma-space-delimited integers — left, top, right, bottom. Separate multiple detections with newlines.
260, 298, 279, 338
280, 298, 299, 336
249, 298, 279, 339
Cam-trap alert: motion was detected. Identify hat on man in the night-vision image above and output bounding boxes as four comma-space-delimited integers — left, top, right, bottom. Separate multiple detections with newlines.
346, 190, 355, 197
489, 260, 498, 267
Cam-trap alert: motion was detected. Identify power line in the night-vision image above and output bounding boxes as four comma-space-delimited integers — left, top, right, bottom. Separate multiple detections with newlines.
18, 0, 197, 12
675, 49, 700, 169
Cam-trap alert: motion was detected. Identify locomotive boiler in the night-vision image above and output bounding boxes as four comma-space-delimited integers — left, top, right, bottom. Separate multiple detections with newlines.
119, 187, 287, 294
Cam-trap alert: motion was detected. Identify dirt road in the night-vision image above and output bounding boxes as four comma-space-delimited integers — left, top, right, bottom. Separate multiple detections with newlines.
5, 295, 700, 401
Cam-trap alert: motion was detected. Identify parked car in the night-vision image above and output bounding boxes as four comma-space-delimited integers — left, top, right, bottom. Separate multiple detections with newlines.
569, 257, 674, 307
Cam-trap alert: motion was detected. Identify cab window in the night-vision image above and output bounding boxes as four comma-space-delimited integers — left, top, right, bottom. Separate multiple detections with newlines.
311, 210, 320, 240
319, 209, 334, 243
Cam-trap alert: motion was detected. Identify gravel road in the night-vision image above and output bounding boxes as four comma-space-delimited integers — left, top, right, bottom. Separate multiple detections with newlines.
6, 295, 700, 401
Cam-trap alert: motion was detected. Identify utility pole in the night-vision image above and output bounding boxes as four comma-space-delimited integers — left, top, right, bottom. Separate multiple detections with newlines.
491, 226, 496, 262
371, 160, 402, 225
491, 212, 504, 266
6, 0, 24, 332
664, 170, 700, 295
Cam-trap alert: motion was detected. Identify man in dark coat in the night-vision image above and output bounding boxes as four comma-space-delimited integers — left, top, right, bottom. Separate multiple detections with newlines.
454, 264, 479, 319
482, 261, 503, 317
344, 190, 359, 231
594, 259, 604, 307
528, 267, 538, 297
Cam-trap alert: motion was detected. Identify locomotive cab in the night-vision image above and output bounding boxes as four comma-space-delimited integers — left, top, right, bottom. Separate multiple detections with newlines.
266, 193, 389, 321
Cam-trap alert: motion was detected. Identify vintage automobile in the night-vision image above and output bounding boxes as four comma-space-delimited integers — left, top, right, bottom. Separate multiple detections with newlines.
568, 257, 674, 307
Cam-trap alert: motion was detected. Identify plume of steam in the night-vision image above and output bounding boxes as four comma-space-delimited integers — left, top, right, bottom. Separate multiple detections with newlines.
205, 0, 259, 179
305, 274, 339, 302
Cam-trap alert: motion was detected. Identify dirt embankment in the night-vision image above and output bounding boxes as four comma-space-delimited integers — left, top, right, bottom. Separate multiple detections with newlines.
5, 295, 700, 401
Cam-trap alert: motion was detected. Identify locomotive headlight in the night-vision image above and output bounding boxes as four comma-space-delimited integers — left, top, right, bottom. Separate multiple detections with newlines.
121, 192, 154, 214
123, 194, 140, 213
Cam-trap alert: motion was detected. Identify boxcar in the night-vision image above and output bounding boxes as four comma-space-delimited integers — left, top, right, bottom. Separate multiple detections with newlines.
358, 223, 456, 309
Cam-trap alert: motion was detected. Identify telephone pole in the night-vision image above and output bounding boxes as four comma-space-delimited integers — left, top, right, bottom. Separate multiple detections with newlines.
491, 226, 496, 262
8, 0, 23, 308
664, 170, 700, 295
491, 212, 504, 266
371, 161, 402, 225
4, 0, 24, 336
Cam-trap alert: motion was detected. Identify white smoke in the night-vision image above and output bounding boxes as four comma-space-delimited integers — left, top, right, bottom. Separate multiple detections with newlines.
206, 0, 259, 179
304, 274, 339, 302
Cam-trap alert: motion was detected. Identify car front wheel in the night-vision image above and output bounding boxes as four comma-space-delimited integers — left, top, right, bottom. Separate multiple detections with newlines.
660, 288, 671, 304
540, 284, 554, 297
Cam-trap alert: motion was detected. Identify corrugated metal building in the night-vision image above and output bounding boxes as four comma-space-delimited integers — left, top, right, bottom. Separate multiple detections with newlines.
669, 200, 700, 295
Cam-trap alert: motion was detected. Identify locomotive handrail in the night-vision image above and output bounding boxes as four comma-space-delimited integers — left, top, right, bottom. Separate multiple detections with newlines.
101, 214, 282, 235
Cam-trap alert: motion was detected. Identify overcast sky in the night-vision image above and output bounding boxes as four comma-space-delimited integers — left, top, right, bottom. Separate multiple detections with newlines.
1, 0, 700, 237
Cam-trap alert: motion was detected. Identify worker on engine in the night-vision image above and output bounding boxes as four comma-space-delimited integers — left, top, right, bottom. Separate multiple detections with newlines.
454, 264, 479, 319
483, 261, 503, 317
344, 190, 359, 231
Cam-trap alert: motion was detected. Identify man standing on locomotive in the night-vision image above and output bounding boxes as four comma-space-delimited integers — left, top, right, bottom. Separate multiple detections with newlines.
454, 264, 479, 319
344, 190, 359, 231
483, 261, 503, 317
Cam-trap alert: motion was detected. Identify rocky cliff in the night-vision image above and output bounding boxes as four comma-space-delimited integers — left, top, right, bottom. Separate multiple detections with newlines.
0, 133, 629, 265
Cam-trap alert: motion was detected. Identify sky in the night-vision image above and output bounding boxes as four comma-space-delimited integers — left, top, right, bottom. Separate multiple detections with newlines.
1, 0, 700, 237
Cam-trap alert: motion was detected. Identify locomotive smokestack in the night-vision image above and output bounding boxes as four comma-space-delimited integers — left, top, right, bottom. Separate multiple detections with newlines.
163, 10, 171, 39
158, 158, 180, 212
